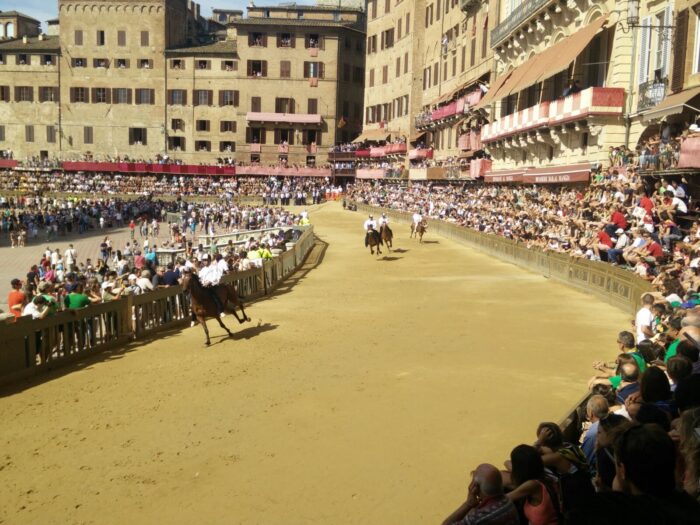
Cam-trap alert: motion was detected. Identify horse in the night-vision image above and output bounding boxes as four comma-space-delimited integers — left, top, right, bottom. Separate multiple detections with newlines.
411, 221, 427, 243
380, 223, 393, 251
366, 229, 383, 256
180, 272, 252, 346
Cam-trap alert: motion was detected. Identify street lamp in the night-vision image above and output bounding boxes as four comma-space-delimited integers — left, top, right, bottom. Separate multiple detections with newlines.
616, 0, 673, 40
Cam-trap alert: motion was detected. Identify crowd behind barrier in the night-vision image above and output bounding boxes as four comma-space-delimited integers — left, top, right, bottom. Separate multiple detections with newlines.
0, 225, 315, 386
0, 170, 342, 200
351, 196, 700, 522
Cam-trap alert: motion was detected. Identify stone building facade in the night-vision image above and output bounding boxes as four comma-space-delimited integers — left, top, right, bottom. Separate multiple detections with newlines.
0, 1, 365, 167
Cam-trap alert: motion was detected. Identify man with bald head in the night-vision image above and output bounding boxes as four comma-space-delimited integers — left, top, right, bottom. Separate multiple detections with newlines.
442, 464, 519, 525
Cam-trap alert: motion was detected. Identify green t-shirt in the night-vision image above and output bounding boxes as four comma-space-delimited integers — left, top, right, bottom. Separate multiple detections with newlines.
42, 294, 58, 315
664, 339, 680, 363
64, 292, 91, 310
609, 353, 646, 389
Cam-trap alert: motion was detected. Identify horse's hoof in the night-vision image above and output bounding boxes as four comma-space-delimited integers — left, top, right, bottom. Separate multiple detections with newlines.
205, 341, 211, 346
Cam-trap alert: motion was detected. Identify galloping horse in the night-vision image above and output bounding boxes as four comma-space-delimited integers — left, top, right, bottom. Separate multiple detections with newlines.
380, 223, 393, 251
181, 271, 252, 345
366, 229, 383, 256
411, 220, 427, 243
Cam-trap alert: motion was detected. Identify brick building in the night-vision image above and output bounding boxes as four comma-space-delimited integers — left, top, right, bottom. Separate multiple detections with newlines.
0, 1, 365, 167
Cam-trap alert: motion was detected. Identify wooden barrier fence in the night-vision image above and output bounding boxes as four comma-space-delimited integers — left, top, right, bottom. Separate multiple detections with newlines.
0, 226, 315, 386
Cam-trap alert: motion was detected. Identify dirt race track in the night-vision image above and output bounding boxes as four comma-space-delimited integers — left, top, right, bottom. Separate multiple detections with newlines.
0, 202, 629, 524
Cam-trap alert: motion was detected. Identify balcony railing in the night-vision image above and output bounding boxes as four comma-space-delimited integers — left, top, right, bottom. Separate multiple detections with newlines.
482, 87, 625, 143
637, 78, 668, 112
328, 151, 356, 161
491, 0, 553, 48
408, 148, 434, 160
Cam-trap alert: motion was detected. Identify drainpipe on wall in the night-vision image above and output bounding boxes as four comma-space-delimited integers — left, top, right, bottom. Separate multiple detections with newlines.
624, 23, 638, 148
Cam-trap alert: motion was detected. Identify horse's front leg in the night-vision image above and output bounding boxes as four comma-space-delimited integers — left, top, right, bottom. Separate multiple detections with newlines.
200, 317, 211, 346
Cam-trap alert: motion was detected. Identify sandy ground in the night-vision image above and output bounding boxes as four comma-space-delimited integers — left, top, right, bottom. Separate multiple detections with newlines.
0, 201, 629, 524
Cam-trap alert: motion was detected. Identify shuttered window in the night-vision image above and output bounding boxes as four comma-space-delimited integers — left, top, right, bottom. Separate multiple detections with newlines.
219, 90, 237, 106
118, 30, 126, 46
251, 96, 261, 112
672, 9, 689, 92
112, 88, 132, 104
47, 125, 57, 143
25, 125, 34, 143
638, 17, 652, 85
193, 90, 213, 106
280, 60, 291, 78
308, 98, 318, 114
84, 126, 93, 145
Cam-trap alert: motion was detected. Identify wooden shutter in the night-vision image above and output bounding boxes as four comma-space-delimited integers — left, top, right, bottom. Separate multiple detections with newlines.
308, 98, 317, 114
319, 63, 324, 79
219, 91, 224, 106
660, 6, 673, 78
105, 88, 111, 104
91, 87, 97, 103
288, 131, 294, 145
248, 34, 254, 46
316, 131, 321, 146
289, 98, 295, 114
247, 61, 253, 76
150, 89, 155, 105
259, 129, 266, 144
129, 128, 135, 145
303, 61, 309, 78
638, 17, 651, 85
277, 34, 281, 47
233, 91, 239, 107
290, 33, 296, 48
127, 89, 133, 104
319, 36, 325, 50
118, 30, 125, 46
261, 61, 268, 77
672, 9, 688, 93
246, 127, 252, 143
262, 34, 268, 47
75, 30, 83, 45
274, 129, 280, 144
406, 13, 410, 32
207, 90, 213, 106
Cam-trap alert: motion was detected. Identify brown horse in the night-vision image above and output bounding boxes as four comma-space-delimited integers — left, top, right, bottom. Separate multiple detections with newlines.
380, 223, 393, 251
411, 221, 427, 243
366, 229, 383, 256
181, 272, 251, 346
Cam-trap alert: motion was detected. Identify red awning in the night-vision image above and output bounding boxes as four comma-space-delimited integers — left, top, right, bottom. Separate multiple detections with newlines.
483, 169, 524, 183
677, 136, 700, 169
521, 163, 591, 184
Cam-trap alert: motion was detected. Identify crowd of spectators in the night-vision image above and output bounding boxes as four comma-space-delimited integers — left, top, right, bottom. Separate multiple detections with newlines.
0, 171, 339, 200
4, 201, 310, 326
348, 172, 700, 290
346, 174, 700, 523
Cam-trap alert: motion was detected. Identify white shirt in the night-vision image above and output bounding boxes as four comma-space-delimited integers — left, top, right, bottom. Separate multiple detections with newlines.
413, 213, 422, 224
23, 302, 45, 319
198, 264, 222, 286
378, 216, 389, 225
217, 259, 229, 273
136, 277, 154, 292
672, 197, 688, 214
65, 248, 76, 263
614, 234, 629, 250
635, 306, 654, 343
363, 219, 376, 231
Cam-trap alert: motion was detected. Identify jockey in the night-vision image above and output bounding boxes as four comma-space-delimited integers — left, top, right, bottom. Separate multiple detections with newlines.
412, 210, 423, 231
198, 255, 225, 315
378, 213, 389, 227
364, 214, 377, 247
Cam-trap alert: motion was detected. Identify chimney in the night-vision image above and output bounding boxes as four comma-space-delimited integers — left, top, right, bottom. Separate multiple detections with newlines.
23, 35, 28, 44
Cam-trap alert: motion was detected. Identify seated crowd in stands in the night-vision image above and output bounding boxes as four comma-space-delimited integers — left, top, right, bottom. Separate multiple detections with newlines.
0, 171, 339, 200
348, 170, 700, 291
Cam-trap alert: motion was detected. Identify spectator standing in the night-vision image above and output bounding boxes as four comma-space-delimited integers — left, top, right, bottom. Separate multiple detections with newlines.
7, 278, 26, 320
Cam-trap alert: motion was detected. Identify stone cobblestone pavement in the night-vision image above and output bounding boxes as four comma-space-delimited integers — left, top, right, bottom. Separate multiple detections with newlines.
0, 224, 173, 310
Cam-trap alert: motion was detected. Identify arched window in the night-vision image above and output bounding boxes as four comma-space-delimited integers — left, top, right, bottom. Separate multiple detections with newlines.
0, 24, 5, 38
6, 22, 15, 38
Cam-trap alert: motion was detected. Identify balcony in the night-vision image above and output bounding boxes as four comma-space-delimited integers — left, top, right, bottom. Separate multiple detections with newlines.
250, 144, 261, 153
638, 78, 668, 112
328, 151, 356, 161
356, 168, 387, 179
491, 0, 553, 49
278, 144, 289, 153
482, 87, 625, 143
408, 148, 434, 160
247, 112, 322, 125
309, 78, 318, 87
460, 0, 481, 14
458, 131, 482, 151
236, 166, 331, 177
